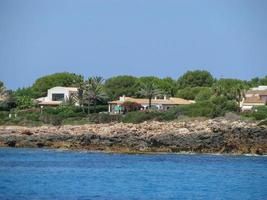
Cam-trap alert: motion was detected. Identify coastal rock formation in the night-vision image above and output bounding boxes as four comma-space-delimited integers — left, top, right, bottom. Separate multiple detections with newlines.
0, 119, 266, 155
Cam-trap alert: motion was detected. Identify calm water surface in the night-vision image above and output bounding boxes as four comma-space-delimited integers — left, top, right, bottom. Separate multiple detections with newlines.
0, 148, 266, 200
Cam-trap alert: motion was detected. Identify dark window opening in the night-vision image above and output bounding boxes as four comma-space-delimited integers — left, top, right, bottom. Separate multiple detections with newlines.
52, 93, 65, 101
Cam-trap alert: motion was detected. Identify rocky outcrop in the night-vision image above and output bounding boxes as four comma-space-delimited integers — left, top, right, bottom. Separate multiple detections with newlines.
0, 119, 266, 155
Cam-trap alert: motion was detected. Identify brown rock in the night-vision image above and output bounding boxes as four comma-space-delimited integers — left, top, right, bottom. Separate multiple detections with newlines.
21, 130, 33, 136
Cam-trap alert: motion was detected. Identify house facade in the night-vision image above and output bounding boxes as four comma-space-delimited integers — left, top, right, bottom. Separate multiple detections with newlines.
240, 86, 267, 111
108, 95, 195, 113
36, 86, 78, 106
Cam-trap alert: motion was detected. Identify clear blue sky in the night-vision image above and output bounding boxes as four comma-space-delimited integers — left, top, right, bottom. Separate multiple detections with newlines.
0, 0, 267, 89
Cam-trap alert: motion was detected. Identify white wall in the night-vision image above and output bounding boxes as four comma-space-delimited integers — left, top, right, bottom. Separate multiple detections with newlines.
47, 87, 72, 101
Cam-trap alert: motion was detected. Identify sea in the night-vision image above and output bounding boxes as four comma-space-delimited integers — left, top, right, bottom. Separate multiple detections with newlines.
0, 148, 266, 200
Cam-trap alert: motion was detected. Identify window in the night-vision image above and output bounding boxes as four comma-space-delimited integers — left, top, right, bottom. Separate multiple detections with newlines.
52, 93, 65, 101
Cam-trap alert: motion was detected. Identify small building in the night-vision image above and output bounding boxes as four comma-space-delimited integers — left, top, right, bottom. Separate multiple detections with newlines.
108, 95, 195, 113
36, 86, 78, 106
240, 86, 267, 111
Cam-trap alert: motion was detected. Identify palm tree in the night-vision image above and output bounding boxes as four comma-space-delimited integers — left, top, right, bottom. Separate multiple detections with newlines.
84, 76, 106, 114
77, 79, 86, 113
234, 84, 247, 109
139, 82, 161, 108
0, 81, 8, 102
0, 81, 5, 96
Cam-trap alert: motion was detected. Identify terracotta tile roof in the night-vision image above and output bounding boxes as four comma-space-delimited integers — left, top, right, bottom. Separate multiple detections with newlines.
246, 90, 267, 96
243, 96, 266, 104
49, 86, 78, 92
38, 101, 62, 106
108, 97, 194, 105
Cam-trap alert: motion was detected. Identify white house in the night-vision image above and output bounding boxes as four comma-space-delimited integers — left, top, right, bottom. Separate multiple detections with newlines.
240, 85, 267, 111
108, 95, 195, 113
36, 86, 78, 106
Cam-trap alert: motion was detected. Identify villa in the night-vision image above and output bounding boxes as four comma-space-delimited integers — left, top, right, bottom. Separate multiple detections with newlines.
240, 86, 267, 111
108, 95, 194, 113
36, 86, 78, 106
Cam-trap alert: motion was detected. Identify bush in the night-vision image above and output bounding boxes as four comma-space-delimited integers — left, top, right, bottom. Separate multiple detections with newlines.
195, 88, 213, 101
43, 106, 86, 118
39, 114, 63, 126
122, 111, 161, 123
244, 106, 267, 121
0, 97, 17, 111
176, 87, 211, 100
0, 101, 10, 111
86, 105, 109, 113
87, 113, 121, 123
121, 101, 142, 113
0, 110, 42, 126
161, 97, 238, 119
16, 96, 36, 110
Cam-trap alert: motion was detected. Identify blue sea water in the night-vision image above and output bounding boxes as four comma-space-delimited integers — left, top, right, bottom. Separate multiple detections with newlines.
0, 148, 266, 200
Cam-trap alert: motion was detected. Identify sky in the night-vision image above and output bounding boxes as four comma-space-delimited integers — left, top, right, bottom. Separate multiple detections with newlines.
0, 0, 267, 89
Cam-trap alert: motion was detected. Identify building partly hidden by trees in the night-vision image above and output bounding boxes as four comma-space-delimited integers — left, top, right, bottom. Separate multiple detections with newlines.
0, 71, 267, 125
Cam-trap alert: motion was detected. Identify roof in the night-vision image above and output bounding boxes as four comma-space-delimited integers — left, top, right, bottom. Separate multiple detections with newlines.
243, 96, 266, 104
251, 85, 267, 91
246, 89, 267, 96
38, 101, 62, 106
48, 86, 78, 92
246, 85, 267, 96
108, 97, 194, 105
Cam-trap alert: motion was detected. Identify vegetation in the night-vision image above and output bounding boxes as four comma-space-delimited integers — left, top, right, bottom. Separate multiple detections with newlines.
104, 75, 139, 100
0, 81, 5, 95
0, 70, 266, 125
243, 106, 267, 121
212, 79, 248, 107
121, 101, 142, 113
31, 72, 83, 98
177, 70, 214, 88
83, 76, 107, 114
138, 82, 162, 108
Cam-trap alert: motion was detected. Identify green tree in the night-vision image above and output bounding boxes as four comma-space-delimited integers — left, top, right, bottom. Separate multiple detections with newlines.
138, 82, 161, 108
16, 96, 35, 110
176, 87, 210, 100
104, 75, 139, 100
195, 87, 213, 101
14, 87, 35, 98
31, 72, 83, 98
212, 79, 248, 107
77, 78, 86, 112
84, 76, 106, 113
158, 77, 177, 97
177, 70, 214, 88
249, 76, 267, 87
0, 81, 5, 95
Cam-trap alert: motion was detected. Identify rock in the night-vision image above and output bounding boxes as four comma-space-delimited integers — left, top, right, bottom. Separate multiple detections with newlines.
5, 139, 16, 147
0, 118, 266, 155
21, 130, 33, 136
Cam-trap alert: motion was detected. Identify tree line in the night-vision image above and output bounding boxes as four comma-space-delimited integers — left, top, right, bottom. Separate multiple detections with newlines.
0, 70, 267, 112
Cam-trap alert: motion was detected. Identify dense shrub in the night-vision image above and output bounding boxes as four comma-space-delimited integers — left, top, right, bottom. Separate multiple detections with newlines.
243, 106, 267, 120
87, 113, 121, 123
86, 105, 109, 113
176, 87, 211, 100
122, 111, 161, 123
122, 101, 142, 113
43, 106, 86, 118
195, 88, 213, 101
122, 96, 240, 123
16, 96, 36, 110
0, 101, 10, 111
0, 97, 17, 111
39, 114, 63, 126
177, 70, 214, 88
0, 111, 42, 126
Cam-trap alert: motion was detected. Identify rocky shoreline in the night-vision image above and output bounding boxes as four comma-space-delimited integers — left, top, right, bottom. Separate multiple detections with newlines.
0, 119, 266, 155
